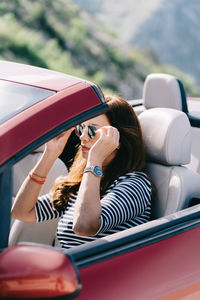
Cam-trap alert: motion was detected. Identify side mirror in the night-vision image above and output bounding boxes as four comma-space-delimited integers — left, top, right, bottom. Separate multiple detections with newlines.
0, 244, 81, 299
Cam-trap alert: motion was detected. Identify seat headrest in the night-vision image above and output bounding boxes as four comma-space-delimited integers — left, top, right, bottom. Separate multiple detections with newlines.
139, 108, 191, 165
143, 73, 186, 111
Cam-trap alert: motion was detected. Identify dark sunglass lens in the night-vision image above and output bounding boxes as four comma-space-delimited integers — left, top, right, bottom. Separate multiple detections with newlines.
88, 125, 97, 139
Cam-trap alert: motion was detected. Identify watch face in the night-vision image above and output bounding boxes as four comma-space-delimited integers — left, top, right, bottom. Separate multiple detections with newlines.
94, 166, 103, 176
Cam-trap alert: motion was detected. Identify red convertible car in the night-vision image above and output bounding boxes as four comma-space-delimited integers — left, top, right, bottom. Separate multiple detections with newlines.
0, 61, 200, 299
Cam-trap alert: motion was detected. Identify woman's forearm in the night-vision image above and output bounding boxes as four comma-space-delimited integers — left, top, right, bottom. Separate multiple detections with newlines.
73, 172, 102, 236
11, 130, 73, 222
73, 158, 102, 236
11, 150, 56, 222
73, 126, 120, 236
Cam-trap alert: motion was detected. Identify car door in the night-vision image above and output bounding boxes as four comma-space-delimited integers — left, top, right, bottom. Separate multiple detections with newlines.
68, 205, 200, 300
0, 62, 107, 250
0, 63, 108, 299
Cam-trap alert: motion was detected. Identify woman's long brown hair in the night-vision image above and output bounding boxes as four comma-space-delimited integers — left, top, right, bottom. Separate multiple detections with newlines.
50, 95, 146, 212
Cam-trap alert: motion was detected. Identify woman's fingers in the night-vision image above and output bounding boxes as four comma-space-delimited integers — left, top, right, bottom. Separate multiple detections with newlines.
99, 126, 120, 148
45, 128, 75, 157
91, 126, 120, 156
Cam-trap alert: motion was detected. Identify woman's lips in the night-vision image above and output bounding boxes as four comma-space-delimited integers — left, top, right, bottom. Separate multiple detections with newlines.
81, 145, 90, 152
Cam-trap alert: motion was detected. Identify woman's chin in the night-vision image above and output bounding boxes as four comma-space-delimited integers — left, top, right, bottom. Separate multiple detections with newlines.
81, 151, 88, 160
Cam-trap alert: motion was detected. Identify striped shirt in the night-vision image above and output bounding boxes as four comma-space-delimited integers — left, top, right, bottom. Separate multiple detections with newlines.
35, 172, 152, 249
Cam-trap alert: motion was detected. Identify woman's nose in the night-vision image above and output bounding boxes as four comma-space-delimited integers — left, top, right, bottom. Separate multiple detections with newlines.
80, 127, 89, 141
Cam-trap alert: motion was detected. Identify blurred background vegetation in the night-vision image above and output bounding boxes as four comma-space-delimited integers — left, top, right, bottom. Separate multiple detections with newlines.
0, 0, 199, 99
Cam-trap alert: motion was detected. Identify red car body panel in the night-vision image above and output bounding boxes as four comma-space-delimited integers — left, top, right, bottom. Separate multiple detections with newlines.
0, 82, 102, 165
78, 226, 200, 300
0, 61, 82, 91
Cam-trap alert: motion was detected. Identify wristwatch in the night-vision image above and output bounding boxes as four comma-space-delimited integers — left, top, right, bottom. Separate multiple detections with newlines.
84, 166, 103, 177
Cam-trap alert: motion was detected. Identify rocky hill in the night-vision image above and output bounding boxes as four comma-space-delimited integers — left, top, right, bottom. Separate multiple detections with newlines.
74, 0, 161, 44
74, 0, 200, 90
133, 0, 200, 86
0, 0, 199, 99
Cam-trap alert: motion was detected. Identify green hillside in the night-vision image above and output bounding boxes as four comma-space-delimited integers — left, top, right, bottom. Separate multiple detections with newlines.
0, 0, 199, 98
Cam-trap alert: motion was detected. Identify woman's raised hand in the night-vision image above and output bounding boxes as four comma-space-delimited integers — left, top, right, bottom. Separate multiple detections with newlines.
45, 128, 74, 159
88, 126, 120, 166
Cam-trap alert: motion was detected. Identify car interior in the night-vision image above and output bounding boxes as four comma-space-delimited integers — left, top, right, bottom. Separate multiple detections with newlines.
9, 147, 67, 246
134, 73, 200, 174
9, 73, 200, 247
139, 107, 200, 219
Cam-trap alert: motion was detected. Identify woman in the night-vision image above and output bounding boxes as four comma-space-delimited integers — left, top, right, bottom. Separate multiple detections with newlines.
12, 95, 152, 249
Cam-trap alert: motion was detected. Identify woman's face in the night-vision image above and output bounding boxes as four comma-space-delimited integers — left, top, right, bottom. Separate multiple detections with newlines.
76, 114, 111, 160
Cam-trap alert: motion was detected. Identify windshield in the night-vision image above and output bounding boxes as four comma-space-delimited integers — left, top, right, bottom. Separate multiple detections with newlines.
0, 80, 55, 125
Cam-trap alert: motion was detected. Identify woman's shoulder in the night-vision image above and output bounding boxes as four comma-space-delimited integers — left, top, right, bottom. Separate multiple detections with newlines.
109, 171, 152, 189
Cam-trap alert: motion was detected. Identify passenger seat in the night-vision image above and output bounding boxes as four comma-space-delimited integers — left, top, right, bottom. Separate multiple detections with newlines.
135, 73, 200, 174
139, 107, 200, 219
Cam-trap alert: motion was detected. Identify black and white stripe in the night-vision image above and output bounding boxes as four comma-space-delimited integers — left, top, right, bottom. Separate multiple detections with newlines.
35, 172, 152, 249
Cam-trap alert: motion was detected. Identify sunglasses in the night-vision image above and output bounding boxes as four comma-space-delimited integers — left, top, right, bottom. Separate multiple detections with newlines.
75, 124, 97, 139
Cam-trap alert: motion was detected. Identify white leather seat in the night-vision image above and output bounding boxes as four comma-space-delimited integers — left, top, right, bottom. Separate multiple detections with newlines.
9, 150, 68, 246
143, 73, 186, 111
134, 73, 200, 175
139, 107, 200, 219
134, 73, 186, 116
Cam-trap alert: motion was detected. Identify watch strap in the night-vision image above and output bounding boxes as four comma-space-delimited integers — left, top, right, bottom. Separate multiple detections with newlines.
84, 166, 103, 177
